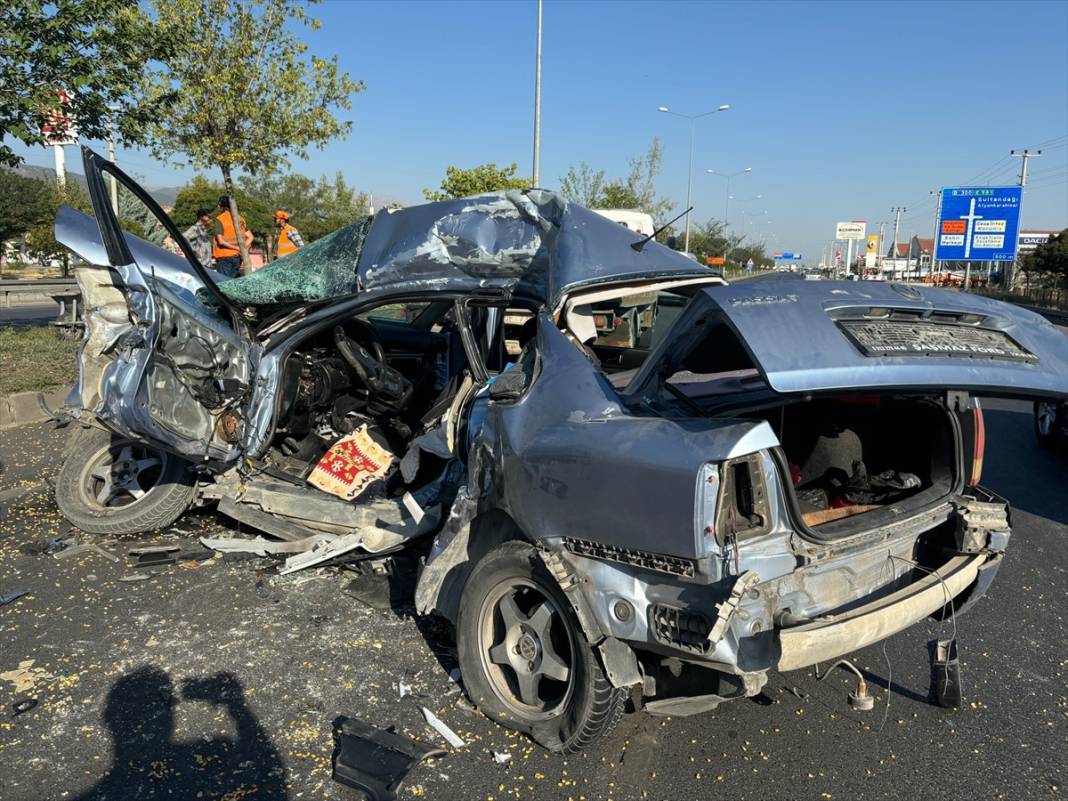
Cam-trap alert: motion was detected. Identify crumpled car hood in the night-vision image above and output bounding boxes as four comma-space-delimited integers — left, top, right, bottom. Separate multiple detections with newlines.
358, 189, 709, 309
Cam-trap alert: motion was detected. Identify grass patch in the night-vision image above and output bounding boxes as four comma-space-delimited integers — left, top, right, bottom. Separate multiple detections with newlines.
0, 325, 81, 394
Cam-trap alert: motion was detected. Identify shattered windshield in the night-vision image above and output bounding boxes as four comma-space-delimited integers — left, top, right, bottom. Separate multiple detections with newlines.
199, 216, 373, 306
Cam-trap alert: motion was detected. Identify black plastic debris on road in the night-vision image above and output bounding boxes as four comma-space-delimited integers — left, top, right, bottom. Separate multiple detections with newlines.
331, 716, 445, 801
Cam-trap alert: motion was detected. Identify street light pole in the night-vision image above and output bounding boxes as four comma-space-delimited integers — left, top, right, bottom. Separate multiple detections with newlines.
684, 116, 695, 253
531, 0, 542, 186
658, 104, 730, 254
890, 207, 906, 280
706, 167, 752, 259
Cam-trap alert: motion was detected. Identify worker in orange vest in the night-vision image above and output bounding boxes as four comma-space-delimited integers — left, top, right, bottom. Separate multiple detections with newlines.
273, 210, 304, 259
212, 196, 253, 277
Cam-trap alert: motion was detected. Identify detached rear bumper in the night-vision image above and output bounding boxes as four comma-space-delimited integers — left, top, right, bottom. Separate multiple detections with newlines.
777, 553, 988, 672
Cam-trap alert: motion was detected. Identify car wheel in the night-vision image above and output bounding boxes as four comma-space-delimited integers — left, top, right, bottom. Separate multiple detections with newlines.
1034, 400, 1063, 449
54, 426, 196, 535
456, 541, 626, 753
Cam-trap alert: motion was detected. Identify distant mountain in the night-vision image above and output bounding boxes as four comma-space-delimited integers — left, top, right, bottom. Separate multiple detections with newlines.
9, 164, 178, 207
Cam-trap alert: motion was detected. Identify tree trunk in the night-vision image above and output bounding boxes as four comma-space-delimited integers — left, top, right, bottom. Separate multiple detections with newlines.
220, 163, 252, 274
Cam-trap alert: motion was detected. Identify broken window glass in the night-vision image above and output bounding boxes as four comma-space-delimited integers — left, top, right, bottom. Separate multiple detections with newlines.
200, 216, 373, 306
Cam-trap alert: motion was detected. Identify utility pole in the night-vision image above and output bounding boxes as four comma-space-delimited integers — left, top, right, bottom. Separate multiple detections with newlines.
531, 0, 542, 186
1006, 149, 1041, 290
929, 190, 942, 281
1011, 148, 1041, 188
107, 112, 119, 216
877, 221, 886, 275
890, 207, 905, 281
53, 144, 66, 188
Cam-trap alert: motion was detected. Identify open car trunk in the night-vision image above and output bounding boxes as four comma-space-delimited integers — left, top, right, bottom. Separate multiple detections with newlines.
768, 395, 958, 538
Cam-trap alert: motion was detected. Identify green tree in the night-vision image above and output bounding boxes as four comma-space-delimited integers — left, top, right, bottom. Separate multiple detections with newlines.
117, 183, 167, 246
1020, 228, 1068, 288
244, 171, 369, 242
423, 163, 528, 201
557, 139, 672, 221
558, 162, 605, 207
139, 0, 364, 272
0, 171, 54, 275
23, 180, 93, 276
0, 0, 178, 167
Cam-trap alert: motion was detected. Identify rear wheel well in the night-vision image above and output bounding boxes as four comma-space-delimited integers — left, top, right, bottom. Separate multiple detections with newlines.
415, 508, 528, 623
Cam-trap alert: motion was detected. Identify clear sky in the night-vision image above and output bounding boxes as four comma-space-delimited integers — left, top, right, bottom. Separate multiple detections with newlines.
8, 0, 1068, 262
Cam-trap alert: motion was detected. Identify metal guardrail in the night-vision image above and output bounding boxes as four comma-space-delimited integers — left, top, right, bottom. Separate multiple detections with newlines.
0, 278, 83, 329
970, 286, 1068, 326
0, 278, 79, 306
972, 286, 1068, 313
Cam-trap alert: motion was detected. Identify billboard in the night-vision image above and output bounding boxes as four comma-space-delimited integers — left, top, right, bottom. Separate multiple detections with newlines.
774, 252, 802, 260
935, 187, 1022, 262
1018, 230, 1056, 253
835, 221, 866, 240
40, 89, 78, 146
865, 234, 879, 268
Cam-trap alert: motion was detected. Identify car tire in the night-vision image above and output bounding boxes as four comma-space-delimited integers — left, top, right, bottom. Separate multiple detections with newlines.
54, 426, 196, 535
1034, 400, 1063, 449
456, 541, 626, 753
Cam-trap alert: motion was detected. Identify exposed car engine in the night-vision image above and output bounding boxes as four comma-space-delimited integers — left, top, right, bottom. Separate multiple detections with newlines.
266, 322, 425, 486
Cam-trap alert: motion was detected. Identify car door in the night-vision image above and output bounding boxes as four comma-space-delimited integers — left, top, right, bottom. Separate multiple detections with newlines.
59, 147, 254, 463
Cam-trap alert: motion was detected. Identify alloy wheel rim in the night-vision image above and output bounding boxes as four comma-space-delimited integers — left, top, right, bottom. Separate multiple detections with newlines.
477, 577, 576, 718
78, 440, 167, 510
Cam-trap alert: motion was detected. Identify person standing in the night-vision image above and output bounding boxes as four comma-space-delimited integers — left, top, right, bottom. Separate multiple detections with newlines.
212, 196, 253, 278
273, 210, 304, 259
182, 208, 214, 267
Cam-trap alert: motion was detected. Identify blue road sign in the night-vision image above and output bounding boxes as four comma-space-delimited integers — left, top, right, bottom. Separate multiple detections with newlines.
936, 187, 1022, 262
775, 252, 802, 260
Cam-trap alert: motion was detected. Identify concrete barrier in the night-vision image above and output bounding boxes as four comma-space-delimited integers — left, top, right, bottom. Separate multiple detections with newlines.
0, 387, 70, 429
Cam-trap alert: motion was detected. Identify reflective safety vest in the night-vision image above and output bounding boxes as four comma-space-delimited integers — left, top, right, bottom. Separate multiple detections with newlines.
276, 224, 300, 257
212, 211, 245, 259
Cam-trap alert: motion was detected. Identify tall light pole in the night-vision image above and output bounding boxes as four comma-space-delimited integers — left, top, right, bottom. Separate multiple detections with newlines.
890, 207, 906, 280
658, 103, 730, 254
531, 0, 543, 186
707, 167, 751, 258
107, 104, 120, 216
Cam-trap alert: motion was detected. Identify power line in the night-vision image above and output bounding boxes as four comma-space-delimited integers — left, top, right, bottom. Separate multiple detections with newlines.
1025, 176, 1067, 190
1030, 134, 1067, 149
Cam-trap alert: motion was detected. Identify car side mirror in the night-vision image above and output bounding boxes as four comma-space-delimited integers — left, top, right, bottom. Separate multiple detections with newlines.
666, 235, 677, 250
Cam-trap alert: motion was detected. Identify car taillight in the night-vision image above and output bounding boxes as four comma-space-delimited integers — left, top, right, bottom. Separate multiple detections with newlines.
698, 463, 720, 548
970, 401, 985, 486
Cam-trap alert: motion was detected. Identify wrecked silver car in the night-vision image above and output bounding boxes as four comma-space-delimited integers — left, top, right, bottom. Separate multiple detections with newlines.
54, 148, 1067, 752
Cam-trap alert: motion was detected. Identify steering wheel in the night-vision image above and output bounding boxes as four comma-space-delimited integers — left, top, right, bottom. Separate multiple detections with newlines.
335, 320, 385, 384
333, 321, 413, 410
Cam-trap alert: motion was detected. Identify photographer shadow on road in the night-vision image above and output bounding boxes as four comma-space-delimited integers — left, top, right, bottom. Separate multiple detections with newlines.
73, 666, 288, 801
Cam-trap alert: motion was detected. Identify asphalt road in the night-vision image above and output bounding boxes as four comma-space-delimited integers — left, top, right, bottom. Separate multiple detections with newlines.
0, 301, 64, 326
1, 404, 1065, 801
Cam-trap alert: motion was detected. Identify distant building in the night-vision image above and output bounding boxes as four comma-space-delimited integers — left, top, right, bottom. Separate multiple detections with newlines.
880, 236, 933, 278
1017, 229, 1059, 255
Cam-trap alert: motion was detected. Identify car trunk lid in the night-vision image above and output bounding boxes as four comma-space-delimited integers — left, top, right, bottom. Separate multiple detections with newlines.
628, 280, 1068, 401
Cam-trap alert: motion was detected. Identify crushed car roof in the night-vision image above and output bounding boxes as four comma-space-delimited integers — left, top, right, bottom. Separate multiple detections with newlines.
213, 190, 711, 309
